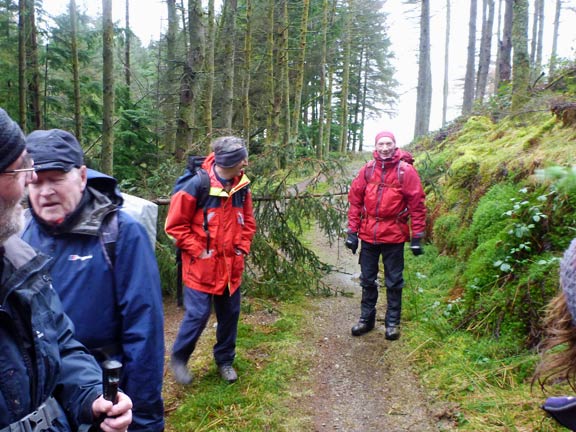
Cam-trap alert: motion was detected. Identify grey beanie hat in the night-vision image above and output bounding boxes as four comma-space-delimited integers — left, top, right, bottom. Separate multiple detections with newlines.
561, 238, 576, 324
212, 136, 248, 168
0, 108, 26, 172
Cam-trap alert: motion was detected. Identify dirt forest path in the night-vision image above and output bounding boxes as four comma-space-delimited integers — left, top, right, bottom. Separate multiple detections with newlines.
298, 228, 447, 432
161, 157, 453, 430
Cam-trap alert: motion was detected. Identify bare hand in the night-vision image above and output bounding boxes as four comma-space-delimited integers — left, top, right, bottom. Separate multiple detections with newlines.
92, 392, 133, 432
199, 249, 214, 259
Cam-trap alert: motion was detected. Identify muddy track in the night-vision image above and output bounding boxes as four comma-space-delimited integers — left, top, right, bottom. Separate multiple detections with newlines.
296, 229, 450, 432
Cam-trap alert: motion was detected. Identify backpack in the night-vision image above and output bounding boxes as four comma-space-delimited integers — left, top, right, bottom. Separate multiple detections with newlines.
363, 150, 415, 186
172, 155, 211, 306
171, 154, 249, 306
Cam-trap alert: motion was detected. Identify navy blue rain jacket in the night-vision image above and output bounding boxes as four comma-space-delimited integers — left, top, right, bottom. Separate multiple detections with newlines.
0, 235, 102, 430
21, 169, 165, 432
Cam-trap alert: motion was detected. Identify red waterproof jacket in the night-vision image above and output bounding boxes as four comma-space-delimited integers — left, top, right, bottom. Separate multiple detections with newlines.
347, 149, 426, 244
165, 154, 257, 295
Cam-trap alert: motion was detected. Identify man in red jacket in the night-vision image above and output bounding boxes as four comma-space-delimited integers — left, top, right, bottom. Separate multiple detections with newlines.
166, 136, 256, 384
345, 130, 426, 340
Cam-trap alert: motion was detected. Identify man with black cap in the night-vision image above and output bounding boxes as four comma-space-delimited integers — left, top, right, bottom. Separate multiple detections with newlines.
166, 136, 257, 384
0, 108, 133, 431
21, 129, 165, 432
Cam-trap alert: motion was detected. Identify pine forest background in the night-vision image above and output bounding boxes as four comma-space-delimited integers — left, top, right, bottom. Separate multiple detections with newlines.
2, 0, 576, 333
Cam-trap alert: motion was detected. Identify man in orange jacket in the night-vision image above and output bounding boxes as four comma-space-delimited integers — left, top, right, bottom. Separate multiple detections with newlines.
166, 136, 256, 384
345, 130, 426, 340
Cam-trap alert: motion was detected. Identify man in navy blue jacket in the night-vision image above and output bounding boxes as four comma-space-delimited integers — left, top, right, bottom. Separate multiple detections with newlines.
0, 108, 133, 431
21, 129, 165, 432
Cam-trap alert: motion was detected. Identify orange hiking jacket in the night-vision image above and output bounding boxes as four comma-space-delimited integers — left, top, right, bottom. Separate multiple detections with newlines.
166, 154, 257, 295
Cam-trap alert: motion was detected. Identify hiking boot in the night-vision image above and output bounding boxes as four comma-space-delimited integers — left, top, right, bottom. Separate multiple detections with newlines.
351, 319, 375, 336
385, 326, 400, 341
170, 359, 193, 385
218, 364, 238, 383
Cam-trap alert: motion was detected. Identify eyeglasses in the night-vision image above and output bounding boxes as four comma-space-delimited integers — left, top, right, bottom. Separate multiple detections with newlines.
1, 155, 35, 178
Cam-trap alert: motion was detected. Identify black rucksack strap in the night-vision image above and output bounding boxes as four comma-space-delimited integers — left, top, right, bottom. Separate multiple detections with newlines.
100, 211, 119, 269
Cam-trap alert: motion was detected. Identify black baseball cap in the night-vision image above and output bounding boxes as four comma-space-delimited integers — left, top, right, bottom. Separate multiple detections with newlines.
26, 129, 84, 172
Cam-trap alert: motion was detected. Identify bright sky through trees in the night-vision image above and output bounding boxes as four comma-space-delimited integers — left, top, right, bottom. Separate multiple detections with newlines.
44, 0, 576, 149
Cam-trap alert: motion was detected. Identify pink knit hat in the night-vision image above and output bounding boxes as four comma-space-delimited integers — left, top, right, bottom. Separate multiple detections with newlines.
375, 131, 396, 145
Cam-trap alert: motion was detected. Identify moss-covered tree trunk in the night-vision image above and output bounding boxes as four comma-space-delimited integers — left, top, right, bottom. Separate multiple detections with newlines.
205, 0, 215, 138
511, 0, 529, 112
101, 0, 114, 175
18, 0, 26, 129
70, 0, 82, 142
291, 0, 310, 141
241, 0, 252, 149
124, 0, 131, 101
164, 0, 177, 154
221, 0, 237, 130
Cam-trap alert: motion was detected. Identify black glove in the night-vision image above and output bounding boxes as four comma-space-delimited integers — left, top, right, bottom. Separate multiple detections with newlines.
345, 233, 359, 255
410, 237, 424, 256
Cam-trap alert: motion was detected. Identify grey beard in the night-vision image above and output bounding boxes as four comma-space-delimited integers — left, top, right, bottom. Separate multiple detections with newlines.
0, 201, 24, 243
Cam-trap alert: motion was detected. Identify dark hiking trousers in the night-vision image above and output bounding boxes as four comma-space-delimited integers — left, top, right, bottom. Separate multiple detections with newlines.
172, 286, 241, 367
358, 241, 405, 326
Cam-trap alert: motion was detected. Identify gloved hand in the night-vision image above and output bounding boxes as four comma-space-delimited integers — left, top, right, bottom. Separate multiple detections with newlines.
410, 237, 424, 256
345, 233, 359, 255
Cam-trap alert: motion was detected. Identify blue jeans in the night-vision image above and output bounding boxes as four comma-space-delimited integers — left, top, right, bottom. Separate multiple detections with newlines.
358, 241, 405, 326
172, 286, 241, 366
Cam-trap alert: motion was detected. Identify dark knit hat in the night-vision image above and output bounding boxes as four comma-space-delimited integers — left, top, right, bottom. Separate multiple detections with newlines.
26, 129, 84, 172
0, 108, 26, 173
561, 238, 576, 324
375, 130, 396, 145
212, 136, 248, 168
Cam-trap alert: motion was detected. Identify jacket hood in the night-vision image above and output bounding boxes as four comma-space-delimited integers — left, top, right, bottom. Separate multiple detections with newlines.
86, 168, 123, 207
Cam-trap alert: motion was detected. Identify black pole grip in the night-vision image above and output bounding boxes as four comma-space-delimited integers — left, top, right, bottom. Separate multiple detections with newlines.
102, 359, 122, 404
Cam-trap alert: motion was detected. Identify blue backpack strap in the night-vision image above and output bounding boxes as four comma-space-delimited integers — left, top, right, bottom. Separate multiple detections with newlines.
100, 210, 119, 270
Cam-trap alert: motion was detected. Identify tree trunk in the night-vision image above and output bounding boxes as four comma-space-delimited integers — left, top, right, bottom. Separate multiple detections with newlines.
549, 0, 561, 77
291, 0, 310, 140
18, 0, 26, 129
164, 0, 177, 154
535, 0, 544, 75
339, 0, 352, 152
241, 0, 252, 149
442, 0, 450, 127
175, 0, 204, 160
26, 0, 41, 129
475, 0, 495, 103
205, 0, 215, 138
511, 0, 529, 111
265, 0, 276, 146
316, 0, 329, 159
124, 0, 131, 101
70, 0, 82, 142
221, 0, 237, 130
414, 0, 431, 138
280, 0, 291, 155
101, 0, 114, 174
496, 0, 512, 88
462, 0, 477, 114
493, 0, 503, 94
